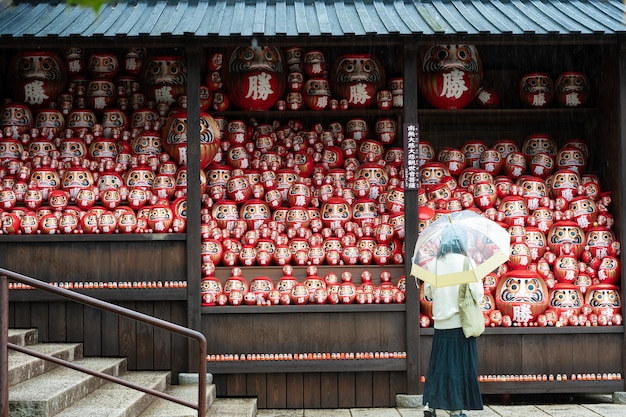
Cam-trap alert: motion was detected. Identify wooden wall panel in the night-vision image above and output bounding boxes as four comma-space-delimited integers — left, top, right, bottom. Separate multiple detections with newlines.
285, 373, 304, 409
135, 301, 155, 369
212, 371, 400, 408
30, 302, 48, 341
226, 374, 247, 396
320, 373, 339, 408
83, 305, 102, 357
338, 373, 356, 408
521, 335, 548, 375
1, 241, 185, 283
101, 309, 119, 357
597, 333, 623, 374
118, 301, 137, 368
302, 373, 321, 408
153, 301, 172, 370
247, 374, 267, 409
424, 332, 623, 378
355, 371, 373, 407
11, 303, 30, 328
266, 373, 287, 408
372, 371, 391, 407
389, 371, 406, 405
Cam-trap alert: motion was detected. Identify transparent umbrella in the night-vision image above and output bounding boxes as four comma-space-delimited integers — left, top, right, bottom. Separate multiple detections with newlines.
410, 210, 510, 287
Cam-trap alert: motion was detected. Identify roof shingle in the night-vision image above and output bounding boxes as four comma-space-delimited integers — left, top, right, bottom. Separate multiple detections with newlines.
0, 0, 624, 39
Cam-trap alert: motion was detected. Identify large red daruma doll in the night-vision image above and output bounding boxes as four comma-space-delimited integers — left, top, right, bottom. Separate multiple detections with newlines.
223, 45, 286, 111
331, 54, 385, 109
141, 55, 187, 106
418, 44, 482, 109
162, 110, 221, 170
8, 51, 67, 109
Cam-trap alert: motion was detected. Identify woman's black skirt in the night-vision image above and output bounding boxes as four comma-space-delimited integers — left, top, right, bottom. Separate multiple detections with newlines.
422, 327, 483, 411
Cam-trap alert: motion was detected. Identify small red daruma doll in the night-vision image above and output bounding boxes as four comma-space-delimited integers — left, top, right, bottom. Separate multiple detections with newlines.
555, 72, 590, 107
520, 72, 554, 108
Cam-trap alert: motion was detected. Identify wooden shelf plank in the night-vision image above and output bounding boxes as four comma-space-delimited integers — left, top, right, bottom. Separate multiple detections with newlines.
202, 303, 406, 314
209, 109, 402, 121
420, 326, 624, 335
207, 358, 406, 373
8, 288, 188, 302
0, 233, 186, 242
478, 380, 624, 394
417, 108, 596, 125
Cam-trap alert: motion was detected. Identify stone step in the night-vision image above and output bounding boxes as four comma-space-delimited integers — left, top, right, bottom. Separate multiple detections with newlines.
54, 371, 172, 417
7, 329, 38, 346
9, 357, 127, 417
6, 330, 241, 417
8, 343, 83, 387
138, 382, 217, 417
206, 397, 258, 417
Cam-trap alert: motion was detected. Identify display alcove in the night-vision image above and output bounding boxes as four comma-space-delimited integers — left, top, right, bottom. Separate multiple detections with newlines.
414, 41, 624, 396
1, 36, 625, 409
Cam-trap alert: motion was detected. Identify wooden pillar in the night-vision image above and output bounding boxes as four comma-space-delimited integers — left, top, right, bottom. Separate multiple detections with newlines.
185, 40, 203, 371
618, 38, 626, 390
403, 39, 421, 395
1, 276, 8, 417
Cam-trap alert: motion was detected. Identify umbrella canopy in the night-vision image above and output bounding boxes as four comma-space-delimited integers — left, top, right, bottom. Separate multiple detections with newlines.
411, 210, 510, 287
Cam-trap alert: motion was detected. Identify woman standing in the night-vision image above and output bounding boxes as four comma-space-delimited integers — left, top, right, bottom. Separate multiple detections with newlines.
421, 237, 484, 417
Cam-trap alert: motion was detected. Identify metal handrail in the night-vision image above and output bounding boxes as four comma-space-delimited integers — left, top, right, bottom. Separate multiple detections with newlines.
0, 268, 207, 417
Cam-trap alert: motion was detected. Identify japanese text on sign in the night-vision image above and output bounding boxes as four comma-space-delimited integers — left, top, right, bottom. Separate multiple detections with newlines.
404, 123, 419, 190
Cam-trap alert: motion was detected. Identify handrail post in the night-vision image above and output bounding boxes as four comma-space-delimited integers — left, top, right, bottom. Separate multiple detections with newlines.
198, 340, 207, 416
1, 275, 9, 417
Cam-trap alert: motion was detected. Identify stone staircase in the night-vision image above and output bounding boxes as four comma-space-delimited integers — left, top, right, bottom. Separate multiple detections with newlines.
7, 329, 257, 417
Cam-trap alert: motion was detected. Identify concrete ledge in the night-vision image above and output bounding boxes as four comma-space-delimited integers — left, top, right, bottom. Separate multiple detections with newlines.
178, 372, 214, 384
395, 394, 424, 408
613, 392, 626, 404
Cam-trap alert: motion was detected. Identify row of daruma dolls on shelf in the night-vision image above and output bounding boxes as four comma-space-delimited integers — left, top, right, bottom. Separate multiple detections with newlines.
201, 221, 405, 266
419, 269, 622, 328
0, 151, 190, 234
200, 209, 406, 267
418, 134, 590, 180
204, 47, 398, 112
0, 197, 187, 235
200, 265, 406, 306
198, 127, 406, 266
420, 203, 620, 281
418, 176, 614, 233
416, 150, 621, 295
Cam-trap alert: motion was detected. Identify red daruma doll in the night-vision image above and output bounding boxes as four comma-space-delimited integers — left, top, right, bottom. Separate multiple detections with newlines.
223, 45, 286, 111
417, 44, 482, 109
331, 54, 385, 109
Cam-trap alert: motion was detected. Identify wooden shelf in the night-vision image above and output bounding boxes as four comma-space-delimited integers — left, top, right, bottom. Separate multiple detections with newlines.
0, 233, 186, 242
8, 288, 188, 302
478, 380, 624, 394
211, 264, 407, 283
209, 109, 402, 121
202, 303, 406, 314
417, 107, 596, 125
420, 326, 624, 335
207, 358, 406, 373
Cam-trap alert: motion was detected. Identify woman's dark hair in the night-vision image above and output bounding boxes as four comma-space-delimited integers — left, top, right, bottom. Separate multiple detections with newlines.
438, 239, 466, 257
